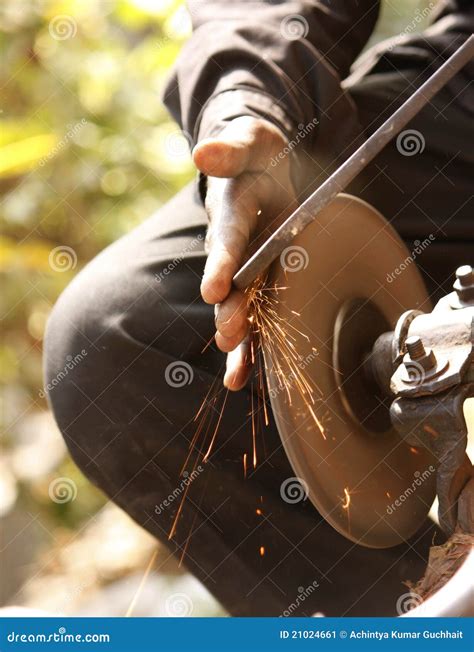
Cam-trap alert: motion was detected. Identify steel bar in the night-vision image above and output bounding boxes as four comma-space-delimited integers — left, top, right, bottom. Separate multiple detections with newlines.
233, 34, 474, 290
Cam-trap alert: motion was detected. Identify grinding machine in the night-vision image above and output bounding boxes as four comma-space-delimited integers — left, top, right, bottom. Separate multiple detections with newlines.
233, 36, 474, 616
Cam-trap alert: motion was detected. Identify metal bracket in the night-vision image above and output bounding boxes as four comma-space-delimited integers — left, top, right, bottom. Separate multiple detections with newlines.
390, 384, 473, 534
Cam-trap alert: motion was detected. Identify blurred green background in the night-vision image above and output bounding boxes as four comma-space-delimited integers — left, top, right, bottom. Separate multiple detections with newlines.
0, 0, 436, 617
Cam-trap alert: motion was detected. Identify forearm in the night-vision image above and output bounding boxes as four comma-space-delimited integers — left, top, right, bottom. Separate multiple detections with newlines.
163, 1, 380, 147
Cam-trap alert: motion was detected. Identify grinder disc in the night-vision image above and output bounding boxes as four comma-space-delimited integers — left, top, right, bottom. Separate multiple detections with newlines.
265, 194, 436, 548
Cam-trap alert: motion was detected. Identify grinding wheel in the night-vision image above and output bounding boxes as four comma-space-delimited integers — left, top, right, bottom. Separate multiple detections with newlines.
265, 194, 437, 548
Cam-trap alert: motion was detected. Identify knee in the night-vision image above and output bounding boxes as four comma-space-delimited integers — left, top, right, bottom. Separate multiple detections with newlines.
44, 256, 120, 437
44, 242, 210, 436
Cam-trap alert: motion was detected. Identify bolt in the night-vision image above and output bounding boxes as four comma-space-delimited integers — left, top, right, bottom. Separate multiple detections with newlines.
452, 264, 474, 305
405, 336, 425, 360
403, 335, 437, 375
455, 265, 473, 287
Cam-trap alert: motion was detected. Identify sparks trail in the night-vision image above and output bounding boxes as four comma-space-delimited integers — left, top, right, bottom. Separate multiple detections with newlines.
169, 277, 326, 552
247, 279, 326, 441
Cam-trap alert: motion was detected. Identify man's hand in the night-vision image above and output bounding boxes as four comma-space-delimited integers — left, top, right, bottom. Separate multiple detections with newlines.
193, 116, 298, 391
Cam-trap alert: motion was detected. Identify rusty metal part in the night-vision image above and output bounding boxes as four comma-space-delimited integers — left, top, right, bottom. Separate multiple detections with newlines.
403, 535, 474, 617
365, 331, 395, 397
265, 194, 435, 548
390, 385, 473, 534
391, 307, 473, 397
450, 265, 474, 309
457, 475, 474, 533
399, 335, 449, 385
233, 36, 474, 290
391, 309, 426, 365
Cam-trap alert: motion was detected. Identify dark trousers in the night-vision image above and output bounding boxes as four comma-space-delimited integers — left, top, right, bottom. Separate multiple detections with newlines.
44, 56, 473, 617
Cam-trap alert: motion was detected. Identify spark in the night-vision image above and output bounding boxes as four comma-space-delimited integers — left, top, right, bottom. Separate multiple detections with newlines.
256, 508, 263, 516
342, 487, 351, 510
259, 546, 265, 557
171, 277, 326, 558
423, 424, 438, 438
125, 548, 158, 617
409, 446, 420, 454
246, 278, 325, 441
251, 389, 257, 468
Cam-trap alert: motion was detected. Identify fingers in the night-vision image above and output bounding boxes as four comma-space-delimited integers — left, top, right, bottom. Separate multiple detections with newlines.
200, 175, 260, 305
215, 292, 249, 353
193, 116, 286, 178
215, 289, 247, 341
224, 339, 252, 391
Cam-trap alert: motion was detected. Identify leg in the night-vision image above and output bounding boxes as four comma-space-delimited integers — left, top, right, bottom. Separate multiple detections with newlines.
45, 182, 434, 616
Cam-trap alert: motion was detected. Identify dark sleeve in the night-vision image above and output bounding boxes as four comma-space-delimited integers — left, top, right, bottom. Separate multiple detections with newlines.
163, 1, 380, 148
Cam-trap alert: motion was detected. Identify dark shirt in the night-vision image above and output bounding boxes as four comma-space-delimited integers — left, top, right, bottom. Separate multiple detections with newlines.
163, 0, 473, 154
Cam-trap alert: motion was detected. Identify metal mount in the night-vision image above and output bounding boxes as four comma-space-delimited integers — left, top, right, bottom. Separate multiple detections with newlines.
370, 266, 474, 535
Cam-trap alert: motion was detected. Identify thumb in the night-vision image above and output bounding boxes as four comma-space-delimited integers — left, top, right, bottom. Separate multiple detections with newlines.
193, 133, 250, 178
193, 117, 286, 178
